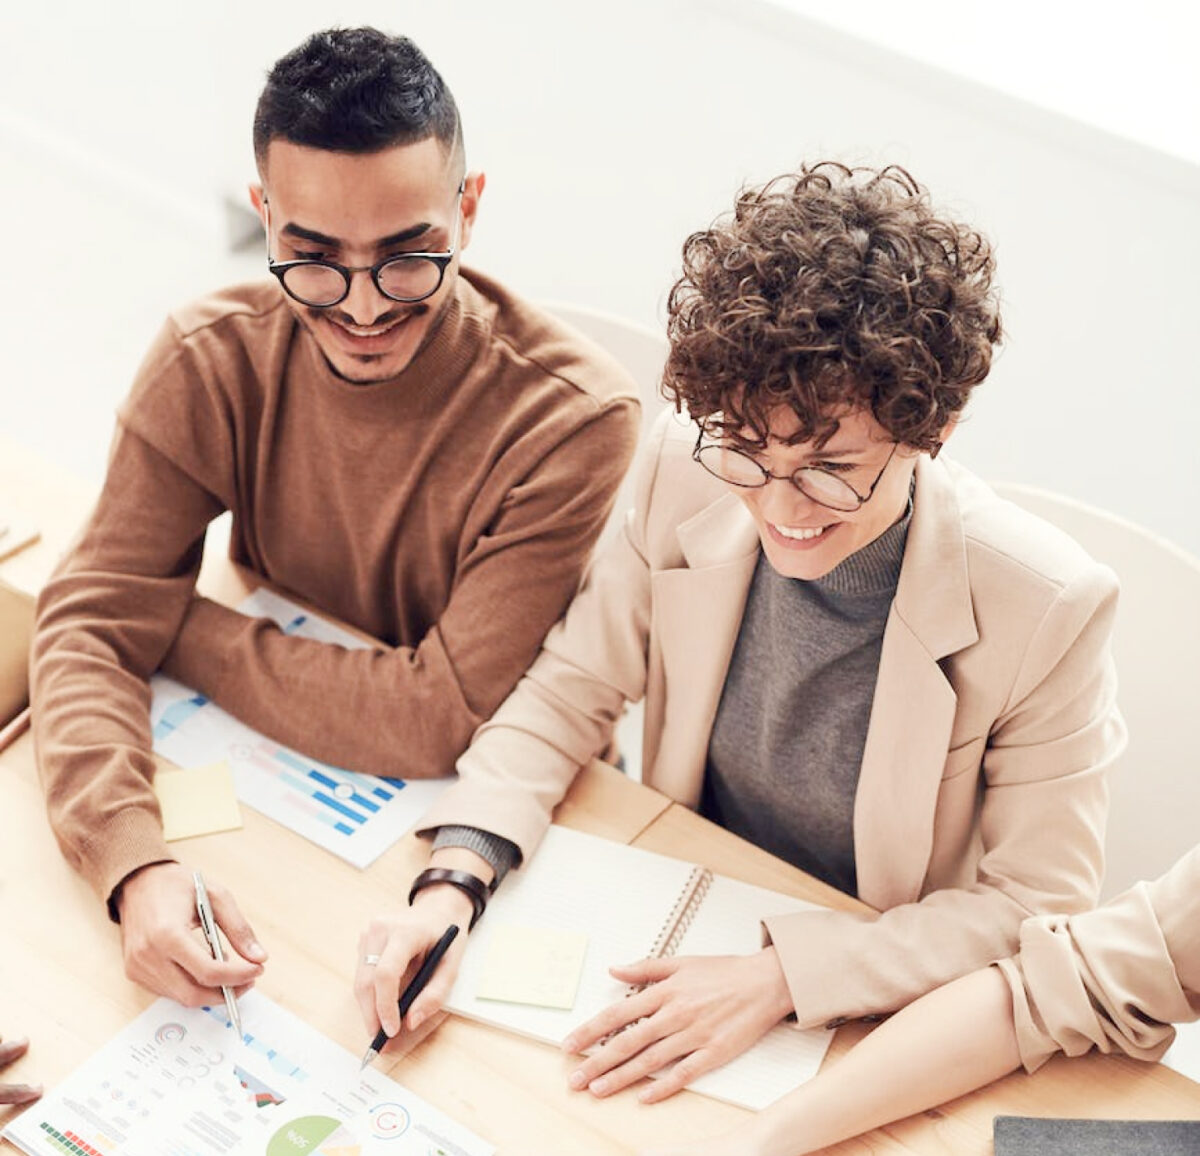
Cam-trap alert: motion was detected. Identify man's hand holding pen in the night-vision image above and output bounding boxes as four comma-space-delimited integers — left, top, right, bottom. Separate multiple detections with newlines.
115, 862, 267, 1009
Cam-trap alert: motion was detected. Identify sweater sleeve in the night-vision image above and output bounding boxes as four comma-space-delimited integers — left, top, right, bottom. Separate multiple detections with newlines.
415, 411, 669, 855
30, 425, 223, 907
997, 846, 1200, 1072
159, 401, 640, 779
762, 564, 1124, 1028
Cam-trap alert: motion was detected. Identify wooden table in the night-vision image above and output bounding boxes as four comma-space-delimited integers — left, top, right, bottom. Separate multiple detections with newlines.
0, 433, 94, 597
1, 442, 1197, 1153
5, 723, 1197, 1156
634, 803, 1200, 1153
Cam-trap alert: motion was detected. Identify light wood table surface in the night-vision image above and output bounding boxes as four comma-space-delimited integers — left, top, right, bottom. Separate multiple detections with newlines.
636, 802, 1200, 1153
0, 433, 94, 597
1, 443, 1197, 1153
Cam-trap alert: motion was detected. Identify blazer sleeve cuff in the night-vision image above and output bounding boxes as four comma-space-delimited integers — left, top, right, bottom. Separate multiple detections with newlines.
998, 891, 1193, 1072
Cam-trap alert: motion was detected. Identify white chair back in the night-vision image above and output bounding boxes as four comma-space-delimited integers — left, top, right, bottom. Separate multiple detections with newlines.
540, 301, 669, 550
540, 300, 669, 419
992, 482, 1200, 900
540, 302, 669, 780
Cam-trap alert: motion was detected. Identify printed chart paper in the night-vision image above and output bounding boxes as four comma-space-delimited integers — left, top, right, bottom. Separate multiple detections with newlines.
149, 590, 451, 868
2, 991, 493, 1156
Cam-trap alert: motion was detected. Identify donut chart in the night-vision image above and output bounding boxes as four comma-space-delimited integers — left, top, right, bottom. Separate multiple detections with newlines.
369, 1101, 410, 1139
265, 1114, 360, 1156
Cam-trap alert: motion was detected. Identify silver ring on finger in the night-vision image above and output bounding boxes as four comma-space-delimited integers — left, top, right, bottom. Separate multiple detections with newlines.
362, 953, 382, 966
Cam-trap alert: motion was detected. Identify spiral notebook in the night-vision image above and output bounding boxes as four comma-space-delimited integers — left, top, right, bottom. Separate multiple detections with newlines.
445, 824, 834, 1109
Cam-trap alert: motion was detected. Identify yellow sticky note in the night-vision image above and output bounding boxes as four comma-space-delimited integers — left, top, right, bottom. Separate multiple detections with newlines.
476, 923, 589, 1010
155, 760, 243, 841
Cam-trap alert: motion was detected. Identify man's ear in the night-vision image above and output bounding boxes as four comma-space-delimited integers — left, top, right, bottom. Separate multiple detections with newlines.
458, 170, 486, 251
248, 183, 267, 226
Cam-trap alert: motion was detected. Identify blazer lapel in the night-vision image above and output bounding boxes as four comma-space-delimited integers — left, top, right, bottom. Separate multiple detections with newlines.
647, 492, 760, 806
855, 457, 979, 911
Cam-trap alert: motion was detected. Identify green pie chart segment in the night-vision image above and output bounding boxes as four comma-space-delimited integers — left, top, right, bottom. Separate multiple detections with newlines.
267, 1114, 359, 1155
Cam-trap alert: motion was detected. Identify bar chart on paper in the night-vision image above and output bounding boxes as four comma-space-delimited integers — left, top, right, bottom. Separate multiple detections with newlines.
149, 590, 449, 868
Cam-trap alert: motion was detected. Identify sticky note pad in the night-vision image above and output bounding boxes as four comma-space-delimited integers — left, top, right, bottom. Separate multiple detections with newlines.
475, 923, 589, 1010
155, 760, 243, 841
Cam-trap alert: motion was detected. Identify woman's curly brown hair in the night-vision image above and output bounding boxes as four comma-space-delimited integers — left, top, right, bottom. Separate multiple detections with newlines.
664, 162, 1002, 452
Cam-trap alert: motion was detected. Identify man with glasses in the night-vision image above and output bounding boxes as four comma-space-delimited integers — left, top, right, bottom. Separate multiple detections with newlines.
357, 163, 1123, 1104
30, 28, 638, 1008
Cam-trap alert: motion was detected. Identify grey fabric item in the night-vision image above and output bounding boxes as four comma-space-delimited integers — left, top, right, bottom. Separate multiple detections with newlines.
703, 509, 909, 897
431, 824, 519, 884
994, 1115, 1200, 1155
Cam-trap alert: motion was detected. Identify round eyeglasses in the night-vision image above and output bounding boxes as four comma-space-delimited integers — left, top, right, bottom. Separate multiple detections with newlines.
266, 186, 464, 308
692, 433, 899, 512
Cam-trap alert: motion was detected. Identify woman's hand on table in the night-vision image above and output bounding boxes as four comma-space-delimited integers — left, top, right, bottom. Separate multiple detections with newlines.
0, 1034, 41, 1106
562, 947, 794, 1102
116, 862, 267, 1005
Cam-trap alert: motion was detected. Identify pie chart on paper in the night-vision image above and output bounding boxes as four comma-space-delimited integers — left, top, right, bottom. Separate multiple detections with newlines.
266, 1114, 361, 1156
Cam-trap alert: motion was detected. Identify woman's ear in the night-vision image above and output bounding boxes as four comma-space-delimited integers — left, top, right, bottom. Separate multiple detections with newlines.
931, 416, 959, 459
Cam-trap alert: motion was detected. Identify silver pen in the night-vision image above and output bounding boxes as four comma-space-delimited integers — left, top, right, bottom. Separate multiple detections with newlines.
193, 870, 243, 1037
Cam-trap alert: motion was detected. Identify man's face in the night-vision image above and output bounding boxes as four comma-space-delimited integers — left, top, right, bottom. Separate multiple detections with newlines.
727, 406, 921, 581
253, 137, 481, 383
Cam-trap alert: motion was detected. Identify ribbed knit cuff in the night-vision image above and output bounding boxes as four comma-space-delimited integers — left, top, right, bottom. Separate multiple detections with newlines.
432, 825, 519, 886
84, 805, 178, 922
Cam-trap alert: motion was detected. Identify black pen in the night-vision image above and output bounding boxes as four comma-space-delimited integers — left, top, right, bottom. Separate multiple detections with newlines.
360, 924, 460, 1069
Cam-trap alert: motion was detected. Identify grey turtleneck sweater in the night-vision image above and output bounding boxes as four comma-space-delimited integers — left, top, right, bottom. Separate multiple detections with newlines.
702, 509, 910, 897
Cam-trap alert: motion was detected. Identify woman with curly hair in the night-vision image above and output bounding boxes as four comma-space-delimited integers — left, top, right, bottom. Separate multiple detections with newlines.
356, 162, 1124, 1103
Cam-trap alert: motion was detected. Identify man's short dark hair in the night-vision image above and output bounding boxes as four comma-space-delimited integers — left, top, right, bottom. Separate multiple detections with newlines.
253, 27, 461, 168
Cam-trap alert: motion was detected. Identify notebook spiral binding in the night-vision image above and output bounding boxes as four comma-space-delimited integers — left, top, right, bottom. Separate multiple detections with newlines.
607, 865, 717, 1034
647, 865, 713, 960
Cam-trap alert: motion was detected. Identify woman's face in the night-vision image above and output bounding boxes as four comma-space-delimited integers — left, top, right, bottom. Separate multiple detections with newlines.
722, 406, 921, 581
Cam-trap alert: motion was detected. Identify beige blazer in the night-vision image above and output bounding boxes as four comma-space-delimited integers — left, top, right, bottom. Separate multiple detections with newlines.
999, 844, 1200, 1071
422, 410, 1126, 1028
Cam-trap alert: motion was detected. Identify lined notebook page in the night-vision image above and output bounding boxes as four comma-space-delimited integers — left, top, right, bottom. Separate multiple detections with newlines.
448, 826, 698, 1045
677, 872, 833, 1107
445, 825, 834, 1109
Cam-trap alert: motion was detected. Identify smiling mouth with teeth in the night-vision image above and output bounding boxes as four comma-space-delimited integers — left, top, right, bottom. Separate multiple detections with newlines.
773, 524, 830, 540
330, 315, 408, 338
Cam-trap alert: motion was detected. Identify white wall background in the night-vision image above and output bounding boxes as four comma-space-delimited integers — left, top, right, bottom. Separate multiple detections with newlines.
2, 0, 1198, 552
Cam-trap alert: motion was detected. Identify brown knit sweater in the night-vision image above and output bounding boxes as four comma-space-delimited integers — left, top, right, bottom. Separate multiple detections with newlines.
31, 270, 639, 909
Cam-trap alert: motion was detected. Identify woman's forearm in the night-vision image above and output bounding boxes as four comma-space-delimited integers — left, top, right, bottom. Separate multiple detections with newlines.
645, 965, 1023, 1156
754, 966, 1021, 1155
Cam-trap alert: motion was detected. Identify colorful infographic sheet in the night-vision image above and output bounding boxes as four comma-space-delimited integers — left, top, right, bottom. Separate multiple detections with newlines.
148, 590, 450, 868
2, 992, 492, 1156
